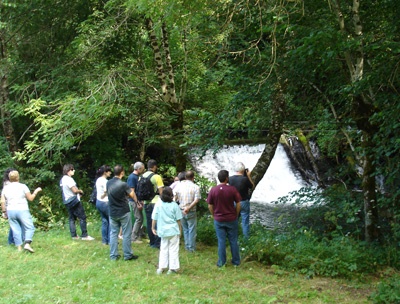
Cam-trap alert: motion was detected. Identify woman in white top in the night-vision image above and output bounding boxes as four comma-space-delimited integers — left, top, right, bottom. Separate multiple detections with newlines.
1, 171, 42, 252
95, 165, 112, 245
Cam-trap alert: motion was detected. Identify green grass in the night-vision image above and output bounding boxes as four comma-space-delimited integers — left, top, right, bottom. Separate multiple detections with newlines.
0, 219, 376, 304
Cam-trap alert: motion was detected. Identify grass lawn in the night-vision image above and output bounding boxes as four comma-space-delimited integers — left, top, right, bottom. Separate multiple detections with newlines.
0, 219, 375, 303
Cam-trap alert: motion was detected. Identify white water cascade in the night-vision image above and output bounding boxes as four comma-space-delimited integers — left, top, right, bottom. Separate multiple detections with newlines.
190, 144, 309, 205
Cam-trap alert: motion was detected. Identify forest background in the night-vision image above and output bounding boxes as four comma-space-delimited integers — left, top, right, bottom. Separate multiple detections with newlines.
0, 0, 399, 302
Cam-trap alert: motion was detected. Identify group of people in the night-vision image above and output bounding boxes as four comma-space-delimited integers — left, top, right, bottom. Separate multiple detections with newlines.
1, 159, 254, 272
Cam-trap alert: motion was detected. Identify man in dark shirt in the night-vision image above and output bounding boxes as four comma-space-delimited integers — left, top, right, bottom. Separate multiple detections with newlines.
107, 165, 139, 261
127, 161, 145, 244
207, 170, 241, 267
229, 162, 254, 239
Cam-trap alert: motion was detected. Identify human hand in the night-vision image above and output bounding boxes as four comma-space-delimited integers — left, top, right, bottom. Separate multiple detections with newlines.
34, 187, 42, 195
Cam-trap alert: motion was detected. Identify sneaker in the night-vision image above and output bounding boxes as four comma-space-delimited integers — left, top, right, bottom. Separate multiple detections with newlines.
133, 240, 143, 244
81, 236, 95, 241
167, 269, 179, 275
72, 236, 80, 240
156, 269, 163, 275
24, 243, 34, 253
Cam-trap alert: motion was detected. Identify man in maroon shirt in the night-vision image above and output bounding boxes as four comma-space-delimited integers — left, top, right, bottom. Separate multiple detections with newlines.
207, 170, 241, 267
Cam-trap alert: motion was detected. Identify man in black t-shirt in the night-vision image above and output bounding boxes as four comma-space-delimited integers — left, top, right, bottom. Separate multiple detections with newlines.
107, 165, 139, 261
229, 162, 254, 239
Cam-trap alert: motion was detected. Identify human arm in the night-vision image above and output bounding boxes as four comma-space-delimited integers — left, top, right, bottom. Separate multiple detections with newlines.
154, 174, 164, 195
1, 193, 6, 219
177, 219, 182, 236
246, 169, 255, 189
151, 219, 157, 236
26, 187, 42, 202
208, 203, 214, 218
71, 185, 84, 195
235, 201, 241, 217
128, 189, 138, 203
182, 197, 199, 215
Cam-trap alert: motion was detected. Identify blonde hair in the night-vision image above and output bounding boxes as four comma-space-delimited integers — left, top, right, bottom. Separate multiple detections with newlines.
9, 171, 20, 182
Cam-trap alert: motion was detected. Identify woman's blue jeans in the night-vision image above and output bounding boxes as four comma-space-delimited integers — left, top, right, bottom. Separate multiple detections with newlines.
8, 210, 35, 246
96, 199, 110, 244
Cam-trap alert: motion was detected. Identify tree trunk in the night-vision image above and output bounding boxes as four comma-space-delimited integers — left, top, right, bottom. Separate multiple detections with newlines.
331, 0, 379, 241
361, 130, 379, 242
145, 18, 186, 171
0, 31, 18, 154
251, 81, 285, 187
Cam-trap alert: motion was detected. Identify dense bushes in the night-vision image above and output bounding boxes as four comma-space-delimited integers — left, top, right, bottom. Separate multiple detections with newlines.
241, 223, 380, 278
369, 274, 400, 304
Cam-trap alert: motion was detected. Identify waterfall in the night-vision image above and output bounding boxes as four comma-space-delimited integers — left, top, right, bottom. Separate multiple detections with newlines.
190, 144, 310, 204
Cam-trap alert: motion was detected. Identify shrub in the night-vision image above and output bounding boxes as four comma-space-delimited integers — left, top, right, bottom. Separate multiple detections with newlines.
243, 223, 379, 278
369, 274, 400, 304
197, 214, 217, 246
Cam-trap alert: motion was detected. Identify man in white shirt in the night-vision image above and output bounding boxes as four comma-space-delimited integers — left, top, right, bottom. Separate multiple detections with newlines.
174, 170, 201, 252
60, 164, 94, 241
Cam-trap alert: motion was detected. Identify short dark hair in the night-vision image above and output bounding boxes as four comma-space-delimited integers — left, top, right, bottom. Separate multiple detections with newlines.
63, 164, 74, 175
160, 186, 174, 203
113, 165, 124, 176
147, 159, 157, 169
217, 170, 229, 183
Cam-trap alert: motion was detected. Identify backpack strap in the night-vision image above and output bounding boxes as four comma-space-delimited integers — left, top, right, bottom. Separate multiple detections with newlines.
148, 172, 156, 194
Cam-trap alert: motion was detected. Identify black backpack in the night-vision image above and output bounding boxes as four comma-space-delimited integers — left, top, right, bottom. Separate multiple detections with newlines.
89, 185, 97, 205
136, 172, 156, 201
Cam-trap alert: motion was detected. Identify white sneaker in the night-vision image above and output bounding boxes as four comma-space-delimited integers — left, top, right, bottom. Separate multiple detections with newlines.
156, 269, 163, 275
81, 236, 95, 241
24, 243, 34, 253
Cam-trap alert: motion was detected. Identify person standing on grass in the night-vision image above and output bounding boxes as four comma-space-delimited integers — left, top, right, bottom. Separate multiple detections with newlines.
207, 170, 241, 268
95, 165, 112, 245
152, 187, 182, 275
229, 162, 254, 239
107, 165, 139, 261
60, 164, 94, 241
127, 161, 145, 244
1, 170, 42, 253
1, 168, 19, 245
143, 159, 164, 249
174, 170, 201, 252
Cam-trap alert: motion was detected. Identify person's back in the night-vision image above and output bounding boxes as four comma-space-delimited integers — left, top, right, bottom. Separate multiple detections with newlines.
143, 159, 163, 249
207, 170, 241, 268
229, 175, 252, 201
208, 183, 239, 221
107, 165, 138, 261
228, 162, 254, 239
107, 176, 130, 218
151, 187, 182, 274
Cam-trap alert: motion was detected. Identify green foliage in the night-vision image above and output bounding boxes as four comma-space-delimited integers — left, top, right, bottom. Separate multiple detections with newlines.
244, 223, 378, 279
0, 137, 14, 170
275, 186, 364, 240
197, 214, 217, 246
369, 273, 400, 304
